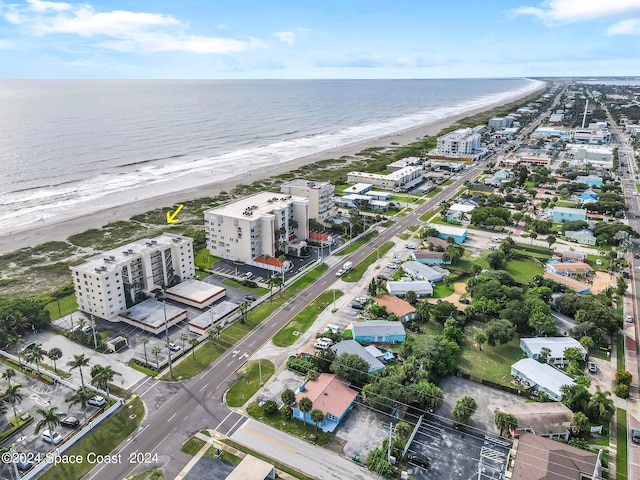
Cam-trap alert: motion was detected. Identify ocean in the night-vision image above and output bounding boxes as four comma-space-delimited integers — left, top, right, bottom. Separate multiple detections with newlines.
0, 78, 542, 234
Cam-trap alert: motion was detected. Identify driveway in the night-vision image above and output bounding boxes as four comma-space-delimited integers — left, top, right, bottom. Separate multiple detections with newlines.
328, 404, 388, 460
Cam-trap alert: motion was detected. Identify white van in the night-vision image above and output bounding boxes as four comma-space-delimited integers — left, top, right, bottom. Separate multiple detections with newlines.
42, 430, 63, 445
488, 244, 497, 250
314, 338, 333, 350
491, 237, 501, 243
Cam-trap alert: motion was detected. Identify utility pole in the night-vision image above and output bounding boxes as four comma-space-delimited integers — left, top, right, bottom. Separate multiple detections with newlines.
259, 358, 263, 386
90, 314, 98, 349
162, 298, 174, 378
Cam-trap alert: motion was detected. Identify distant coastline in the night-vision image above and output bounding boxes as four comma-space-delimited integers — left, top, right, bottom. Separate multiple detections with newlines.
0, 79, 546, 256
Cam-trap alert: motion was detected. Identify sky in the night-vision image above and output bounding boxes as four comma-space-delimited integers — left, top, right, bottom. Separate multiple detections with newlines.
1, 0, 640, 79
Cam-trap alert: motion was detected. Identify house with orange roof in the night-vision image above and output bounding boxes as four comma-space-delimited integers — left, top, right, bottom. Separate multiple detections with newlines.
293, 373, 358, 432
374, 294, 416, 322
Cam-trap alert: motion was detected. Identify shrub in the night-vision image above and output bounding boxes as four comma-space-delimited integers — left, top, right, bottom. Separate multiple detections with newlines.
615, 384, 630, 399
286, 356, 317, 375
261, 400, 278, 415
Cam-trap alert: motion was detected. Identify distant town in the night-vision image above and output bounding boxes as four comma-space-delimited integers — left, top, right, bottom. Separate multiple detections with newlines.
2, 80, 640, 480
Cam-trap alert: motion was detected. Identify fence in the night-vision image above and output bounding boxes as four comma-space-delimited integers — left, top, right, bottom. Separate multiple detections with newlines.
454, 369, 536, 399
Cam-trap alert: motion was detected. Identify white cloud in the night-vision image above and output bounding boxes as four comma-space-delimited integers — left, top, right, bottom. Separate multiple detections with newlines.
511, 0, 640, 24
608, 18, 640, 35
274, 31, 295, 45
2, 1, 264, 54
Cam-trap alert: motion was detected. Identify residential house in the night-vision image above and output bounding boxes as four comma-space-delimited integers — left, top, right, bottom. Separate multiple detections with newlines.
350, 321, 406, 343
365, 190, 391, 201
427, 224, 467, 244
560, 251, 587, 263
494, 169, 514, 179
552, 206, 588, 223
507, 432, 601, 480
467, 183, 495, 195
364, 345, 386, 361
412, 251, 450, 265
565, 228, 596, 246
386, 280, 433, 298
293, 373, 358, 432
386, 157, 424, 172
543, 272, 591, 294
511, 358, 576, 401
446, 203, 475, 223
497, 403, 575, 442
575, 191, 598, 204
343, 183, 373, 195
374, 294, 416, 323
401, 261, 450, 282
484, 176, 503, 188
520, 337, 587, 365
336, 194, 371, 209
423, 236, 449, 249
545, 261, 594, 278
332, 340, 385, 374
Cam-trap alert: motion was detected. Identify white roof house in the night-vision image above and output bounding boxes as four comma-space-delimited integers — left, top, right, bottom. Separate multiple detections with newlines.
401, 261, 449, 282
386, 280, 433, 297
520, 337, 587, 365
511, 358, 575, 401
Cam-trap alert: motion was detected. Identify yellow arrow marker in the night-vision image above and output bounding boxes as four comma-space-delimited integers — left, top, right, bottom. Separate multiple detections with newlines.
166, 204, 184, 224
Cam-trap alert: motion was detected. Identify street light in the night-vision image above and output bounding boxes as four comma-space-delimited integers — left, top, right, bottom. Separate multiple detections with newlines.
157, 292, 174, 378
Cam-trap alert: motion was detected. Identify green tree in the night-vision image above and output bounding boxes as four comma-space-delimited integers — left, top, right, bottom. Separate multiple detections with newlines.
65, 386, 93, 422
404, 290, 417, 306
2, 368, 16, 387
266, 276, 280, 302
67, 353, 90, 388
485, 319, 515, 346
238, 300, 250, 324
411, 380, 443, 411
47, 347, 63, 374
330, 353, 369, 386
3, 383, 24, 422
616, 275, 628, 296
572, 411, 590, 435
494, 411, 518, 436
188, 337, 199, 359
587, 387, 614, 422
90, 364, 121, 400
140, 337, 150, 365
539, 347, 552, 363
475, 331, 487, 351
487, 250, 507, 270
415, 300, 430, 322
311, 409, 324, 431
180, 333, 189, 350
151, 345, 162, 369
452, 396, 477, 424
298, 396, 312, 422
34, 406, 61, 435
561, 384, 591, 414
26, 343, 46, 373
563, 347, 584, 363
579, 336, 594, 351
281, 388, 296, 415
430, 301, 458, 324
615, 370, 633, 386
546, 235, 556, 249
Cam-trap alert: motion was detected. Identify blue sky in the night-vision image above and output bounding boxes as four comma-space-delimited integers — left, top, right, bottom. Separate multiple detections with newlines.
1, 0, 640, 78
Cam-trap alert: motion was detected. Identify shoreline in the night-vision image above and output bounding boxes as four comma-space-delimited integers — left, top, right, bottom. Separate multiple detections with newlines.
0, 81, 546, 255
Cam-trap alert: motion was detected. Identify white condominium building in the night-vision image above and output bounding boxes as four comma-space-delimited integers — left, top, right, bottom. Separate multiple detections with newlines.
434, 128, 481, 159
70, 233, 195, 320
280, 179, 335, 221
347, 166, 423, 191
204, 192, 309, 263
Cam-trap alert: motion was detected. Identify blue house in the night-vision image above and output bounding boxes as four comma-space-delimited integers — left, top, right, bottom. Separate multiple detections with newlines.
428, 223, 467, 244
412, 251, 450, 265
350, 320, 406, 343
293, 373, 358, 432
332, 340, 385, 374
552, 206, 587, 223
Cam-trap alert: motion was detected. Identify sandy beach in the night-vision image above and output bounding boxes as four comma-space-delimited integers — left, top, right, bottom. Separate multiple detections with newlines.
0, 81, 545, 255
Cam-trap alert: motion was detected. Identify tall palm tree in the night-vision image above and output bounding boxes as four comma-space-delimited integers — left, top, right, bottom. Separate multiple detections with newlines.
90, 365, 121, 400
238, 301, 250, 324
140, 337, 149, 366
151, 346, 162, 369
180, 333, 189, 351
188, 337, 198, 359
65, 387, 92, 422
2, 368, 16, 387
298, 396, 312, 423
26, 343, 46, 373
3, 384, 24, 423
67, 354, 90, 388
34, 406, 61, 434
587, 387, 615, 422
47, 348, 63, 374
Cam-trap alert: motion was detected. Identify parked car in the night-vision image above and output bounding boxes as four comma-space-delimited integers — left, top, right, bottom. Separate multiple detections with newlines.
60, 416, 80, 429
21, 342, 37, 353
87, 396, 106, 407
459, 298, 470, 304
81, 325, 93, 334
168, 342, 180, 352
41, 430, 63, 445
626, 315, 633, 323
244, 272, 254, 279
595, 259, 603, 266
634, 253, 640, 259
587, 361, 597, 373
351, 302, 364, 310
386, 263, 398, 269
632, 428, 640, 444
244, 294, 256, 301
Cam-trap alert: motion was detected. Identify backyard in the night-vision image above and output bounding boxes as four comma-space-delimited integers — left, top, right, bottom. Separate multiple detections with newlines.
458, 334, 526, 387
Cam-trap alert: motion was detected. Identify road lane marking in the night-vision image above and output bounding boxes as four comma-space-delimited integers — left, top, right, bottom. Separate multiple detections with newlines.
199, 383, 209, 392
130, 375, 153, 393
138, 380, 160, 398
226, 415, 245, 435
168, 413, 177, 422
240, 426, 297, 453
122, 429, 175, 480
215, 411, 234, 431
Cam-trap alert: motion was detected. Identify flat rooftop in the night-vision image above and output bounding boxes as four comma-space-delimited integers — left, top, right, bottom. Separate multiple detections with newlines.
165, 279, 225, 304
204, 191, 307, 219
189, 301, 239, 328
120, 299, 186, 328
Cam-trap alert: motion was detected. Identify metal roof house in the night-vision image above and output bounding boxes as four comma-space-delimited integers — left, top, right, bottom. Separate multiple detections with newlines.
350, 320, 406, 344
332, 340, 385, 374
401, 261, 450, 282
426, 223, 468, 244
520, 337, 587, 365
498, 402, 575, 442
511, 358, 575, 401
386, 280, 433, 298
552, 206, 587, 223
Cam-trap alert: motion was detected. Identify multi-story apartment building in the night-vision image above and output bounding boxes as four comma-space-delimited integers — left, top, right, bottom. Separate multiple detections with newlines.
433, 128, 482, 159
488, 116, 514, 129
346, 166, 423, 191
70, 233, 195, 320
573, 122, 611, 144
204, 192, 309, 263
280, 179, 335, 222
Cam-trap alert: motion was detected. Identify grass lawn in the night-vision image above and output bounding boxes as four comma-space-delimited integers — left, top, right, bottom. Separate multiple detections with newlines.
429, 216, 450, 225
407, 225, 419, 232
432, 282, 455, 298
343, 241, 394, 282
505, 258, 543, 283
398, 233, 411, 240
195, 248, 219, 270
247, 403, 332, 446
586, 254, 610, 272
616, 408, 627, 480
226, 360, 275, 407
273, 290, 343, 347
637, 183, 640, 193
222, 278, 269, 296
160, 341, 226, 380
418, 210, 435, 222
458, 336, 526, 387
45, 294, 78, 320
39, 397, 145, 480
426, 187, 442, 198
128, 469, 164, 480
128, 359, 158, 377
335, 231, 379, 255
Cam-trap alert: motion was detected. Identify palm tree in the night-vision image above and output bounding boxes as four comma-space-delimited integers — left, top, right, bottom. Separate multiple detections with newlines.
452, 396, 477, 424
494, 412, 518, 436
415, 301, 430, 323
65, 387, 92, 422
266, 277, 279, 302
188, 337, 199, 359
2, 368, 16, 387
47, 348, 63, 374
67, 354, 90, 388
587, 387, 615, 422
298, 396, 313, 423
90, 364, 121, 400
26, 343, 45, 373
281, 388, 296, 416
140, 337, 150, 366
34, 406, 61, 435
180, 333, 189, 351
3, 384, 24, 423
151, 346, 162, 369
311, 409, 324, 431
238, 301, 250, 324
